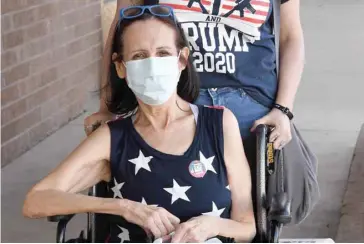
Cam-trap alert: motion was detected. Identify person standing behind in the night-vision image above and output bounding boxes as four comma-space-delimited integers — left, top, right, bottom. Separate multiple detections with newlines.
86, 0, 304, 151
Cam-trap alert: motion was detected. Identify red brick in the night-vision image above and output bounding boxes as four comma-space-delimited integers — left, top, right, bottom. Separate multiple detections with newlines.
29, 51, 52, 74
1, 132, 30, 167
53, 27, 75, 47
19, 34, 54, 60
83, 31, 102, 48
1, 14, 13, 33
1, 0, 24, 14
24, 20, 50, 41
1, 99, 27, 125
57, 44, 101, 78
18, 75, 41, 97
1, 85, 20, 107
28, 119, 53, 145
12, 7, 36, 28
1, 0, 45, 14
37, 2, 59, 20
2, 29, 24, 49
41, 95, 59, 120
1, 107, 41, 143
56, 0, 75, 15
3, 61, 30, 86
47, 16, 65, 33
63, 3, 100, 28
1, 50, 18, 69
17, 67, 59, 98
74, 16, 101, 39
1, 0, 103, 165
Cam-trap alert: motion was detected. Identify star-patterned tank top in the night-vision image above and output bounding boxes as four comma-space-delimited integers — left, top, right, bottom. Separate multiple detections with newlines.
107, 105, 232, 242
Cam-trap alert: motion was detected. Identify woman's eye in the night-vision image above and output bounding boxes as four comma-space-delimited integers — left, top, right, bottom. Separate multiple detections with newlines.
158, 51, 171, 57
132, 53, 146, 60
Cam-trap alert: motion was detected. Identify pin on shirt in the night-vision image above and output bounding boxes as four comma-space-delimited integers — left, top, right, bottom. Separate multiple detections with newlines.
189, 160, 207, 178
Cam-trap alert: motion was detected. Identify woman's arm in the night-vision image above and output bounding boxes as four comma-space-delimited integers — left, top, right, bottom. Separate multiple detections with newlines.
276, 0, 305, 111
99, 0, 144, 112
215, 109, 256, 242
23, 125, 114, 218
23, 124, 180, 239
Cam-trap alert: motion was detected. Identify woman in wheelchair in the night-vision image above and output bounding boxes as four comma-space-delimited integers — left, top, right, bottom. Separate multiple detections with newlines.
23, 5, 256, 243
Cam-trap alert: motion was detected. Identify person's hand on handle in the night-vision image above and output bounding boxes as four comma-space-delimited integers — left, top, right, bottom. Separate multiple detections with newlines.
123, 200, 180, 240
251, 108, 292, 150
169, 215, 219, 243
84, 111, 114, 136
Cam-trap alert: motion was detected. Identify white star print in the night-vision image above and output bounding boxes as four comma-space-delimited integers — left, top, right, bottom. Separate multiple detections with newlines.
202, 202, 225, 217
164, 179, 191, 204
117, 225, 130, 243
141, 197, 147, 205
226, 185, 230, 191
199, 151, 216, 174
128, 150, 153, 175
111, 178, 124, 198
141, 197, 158, 207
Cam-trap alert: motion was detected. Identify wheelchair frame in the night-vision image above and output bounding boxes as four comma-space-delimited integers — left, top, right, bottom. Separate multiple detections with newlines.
48, 124, 292, 243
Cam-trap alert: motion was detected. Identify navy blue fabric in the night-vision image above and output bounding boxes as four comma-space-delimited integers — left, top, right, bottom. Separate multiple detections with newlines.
106, 106, 231, 242
158, 0, 282, 107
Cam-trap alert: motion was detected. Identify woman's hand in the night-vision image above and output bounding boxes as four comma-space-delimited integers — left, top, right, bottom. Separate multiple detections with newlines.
251, 108, 292, 150
170, 216, 219, 243
123, 201, 180, 239
84, 111, 114, 135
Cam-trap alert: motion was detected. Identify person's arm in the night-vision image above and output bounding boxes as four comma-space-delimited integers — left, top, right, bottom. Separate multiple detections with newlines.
251, 0, 304, 149
100, 0, 144, 113
22, 125, 118, 218
214, 109, 256, 242
23, 124, 180, 239
275, 0, 305, 111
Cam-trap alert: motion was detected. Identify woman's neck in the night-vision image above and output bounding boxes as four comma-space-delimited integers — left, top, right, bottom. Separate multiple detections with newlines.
135, 96, 191, 130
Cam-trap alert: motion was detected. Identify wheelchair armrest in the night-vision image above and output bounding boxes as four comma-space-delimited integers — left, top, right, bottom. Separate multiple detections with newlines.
48, 215, 74, 223
48, 215, 75, 243
268, 192, 292, 225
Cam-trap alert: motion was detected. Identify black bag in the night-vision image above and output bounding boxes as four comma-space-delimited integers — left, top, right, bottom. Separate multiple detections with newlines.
267, 0, 320, 225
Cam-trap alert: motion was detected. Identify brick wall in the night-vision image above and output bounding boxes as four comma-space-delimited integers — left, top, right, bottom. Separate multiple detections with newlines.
1, 0, 103, 166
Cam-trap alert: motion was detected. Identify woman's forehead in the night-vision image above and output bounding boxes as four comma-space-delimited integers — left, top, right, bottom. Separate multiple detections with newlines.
123, 19, 176, 50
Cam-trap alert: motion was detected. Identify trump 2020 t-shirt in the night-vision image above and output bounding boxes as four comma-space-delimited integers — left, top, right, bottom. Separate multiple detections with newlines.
158, 0, 289, 107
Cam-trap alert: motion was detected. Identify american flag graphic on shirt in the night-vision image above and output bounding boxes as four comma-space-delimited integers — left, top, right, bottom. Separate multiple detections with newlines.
159, 0, 270, 39
158, 0, 273, 76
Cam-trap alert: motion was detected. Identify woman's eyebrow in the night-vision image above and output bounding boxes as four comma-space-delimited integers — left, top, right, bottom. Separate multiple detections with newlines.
129, 49, 147, 54
156, 46, 172, 50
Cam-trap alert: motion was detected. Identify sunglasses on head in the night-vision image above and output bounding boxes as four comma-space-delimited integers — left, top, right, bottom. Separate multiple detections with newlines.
119, 5, 176, 22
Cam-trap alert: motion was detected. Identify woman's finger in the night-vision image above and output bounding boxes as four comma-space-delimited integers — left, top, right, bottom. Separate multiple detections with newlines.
163, 210, 180, 227
269, 129, 280, 143
147, 218, 162, 239
171, 224, 188, 243
273, 135, 286, 150
154, 213, 169, 237
160, 212, 176, 234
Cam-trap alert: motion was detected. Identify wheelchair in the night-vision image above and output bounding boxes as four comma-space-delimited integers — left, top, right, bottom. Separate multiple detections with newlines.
48, 124, 292, 243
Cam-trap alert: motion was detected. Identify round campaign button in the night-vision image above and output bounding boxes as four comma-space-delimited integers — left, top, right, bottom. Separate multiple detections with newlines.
188, 160, 207, 178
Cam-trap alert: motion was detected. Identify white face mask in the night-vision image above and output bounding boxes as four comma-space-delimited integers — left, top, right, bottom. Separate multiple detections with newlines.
124, 55, 181, 106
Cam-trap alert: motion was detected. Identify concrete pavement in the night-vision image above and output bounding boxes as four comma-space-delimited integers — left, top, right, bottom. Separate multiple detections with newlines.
2, 0, 364, 242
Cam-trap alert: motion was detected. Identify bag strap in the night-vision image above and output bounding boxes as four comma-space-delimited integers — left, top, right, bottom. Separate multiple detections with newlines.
273, 0, 280, 78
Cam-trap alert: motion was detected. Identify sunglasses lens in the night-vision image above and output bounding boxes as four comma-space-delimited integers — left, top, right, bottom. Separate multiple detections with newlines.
122, 7, 143, 18
150, 5, 172, 16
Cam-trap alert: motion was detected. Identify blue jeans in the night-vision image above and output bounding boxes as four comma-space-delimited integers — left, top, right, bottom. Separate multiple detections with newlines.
195, 87, 270, 139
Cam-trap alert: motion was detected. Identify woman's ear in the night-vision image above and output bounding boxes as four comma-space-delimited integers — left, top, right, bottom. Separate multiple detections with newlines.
178, 47, 190, 71
112, 52, 126, 79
